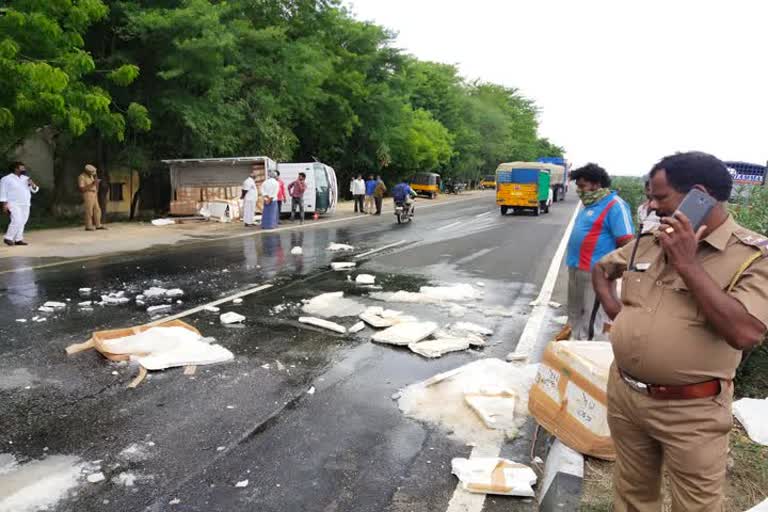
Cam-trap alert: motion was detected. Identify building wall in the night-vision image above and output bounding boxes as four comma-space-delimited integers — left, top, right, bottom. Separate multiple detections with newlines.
11, 128, 55, 188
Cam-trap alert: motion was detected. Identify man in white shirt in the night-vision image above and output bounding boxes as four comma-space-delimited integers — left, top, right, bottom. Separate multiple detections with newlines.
0, 161, 39, 246
350, 175, 365, 213
261, 171, 280, 229
241, 166, 259, 227
637, 179, 661, 233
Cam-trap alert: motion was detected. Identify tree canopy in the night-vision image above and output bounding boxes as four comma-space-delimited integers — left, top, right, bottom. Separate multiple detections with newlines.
1, 0, 564, 186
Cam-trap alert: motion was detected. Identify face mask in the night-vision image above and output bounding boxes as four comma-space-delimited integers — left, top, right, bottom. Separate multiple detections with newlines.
577, 188, 610, 206
20, 170, 28, 175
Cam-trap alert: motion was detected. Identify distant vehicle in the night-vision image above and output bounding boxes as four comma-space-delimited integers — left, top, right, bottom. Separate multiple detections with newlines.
277, 162, 338, 216
536, 157, 569, 202
479, 175, 496, 190
496, 162, 553, 216
445, 181, 466, 194
409, 172, 441, 199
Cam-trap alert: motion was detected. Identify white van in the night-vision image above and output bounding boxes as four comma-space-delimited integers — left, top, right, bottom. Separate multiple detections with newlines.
277, 162, 338, 217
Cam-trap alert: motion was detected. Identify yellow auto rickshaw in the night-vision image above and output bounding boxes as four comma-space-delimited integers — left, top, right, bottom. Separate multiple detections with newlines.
410, 172, 441, 199
479, 175, 496, 190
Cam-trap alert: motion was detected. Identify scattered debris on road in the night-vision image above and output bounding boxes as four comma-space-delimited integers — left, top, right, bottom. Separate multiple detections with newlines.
327, 243, 354, 252
348, 321, 365, 334
331, 262, 356, 270
235, 480, 249, 488
0, 454, 83, 512
451, 457, 537, 497
302, 292, 365, 318
398, 359, 539, 443
408, 337, 470, 358
733, 397, 768, 446
220, 312, 246, 324
371, 321, 439, 346
86, 472, 105, 483
355, 274, 376, 285
299, 316, 347, 334
464, 388, 517, 430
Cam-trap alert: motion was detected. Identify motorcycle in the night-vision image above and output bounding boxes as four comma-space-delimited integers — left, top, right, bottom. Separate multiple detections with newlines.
394, 201, 414, 224
445, 181, 466, 194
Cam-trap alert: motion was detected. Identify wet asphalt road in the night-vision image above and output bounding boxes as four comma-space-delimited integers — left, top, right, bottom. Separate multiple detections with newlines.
0, 192, 578, 512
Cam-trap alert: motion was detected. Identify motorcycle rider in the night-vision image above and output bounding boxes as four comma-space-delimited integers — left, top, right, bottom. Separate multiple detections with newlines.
391, 179, 416, 216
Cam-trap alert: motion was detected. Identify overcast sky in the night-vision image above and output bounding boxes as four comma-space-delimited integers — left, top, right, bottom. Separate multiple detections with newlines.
346, 0, 767, 175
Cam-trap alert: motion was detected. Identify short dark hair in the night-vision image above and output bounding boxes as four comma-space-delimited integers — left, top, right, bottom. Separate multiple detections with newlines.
569, 163, 611, 188
11, 161, 24, 171
298, 172, 306, 178
649, 151, 732, 201
275, 170, 280, 177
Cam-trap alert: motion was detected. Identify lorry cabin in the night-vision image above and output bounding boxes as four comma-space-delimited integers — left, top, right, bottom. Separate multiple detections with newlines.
162, 157, 277, 218
496, 162, 553, 216
277, 162, 338, 216
536, 157, 569, 202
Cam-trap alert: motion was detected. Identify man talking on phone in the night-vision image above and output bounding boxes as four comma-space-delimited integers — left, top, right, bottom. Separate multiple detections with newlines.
592, 151, 768, 512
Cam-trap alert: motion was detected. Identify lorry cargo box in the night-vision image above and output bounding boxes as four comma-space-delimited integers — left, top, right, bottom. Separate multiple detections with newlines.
528, 340, 615, 460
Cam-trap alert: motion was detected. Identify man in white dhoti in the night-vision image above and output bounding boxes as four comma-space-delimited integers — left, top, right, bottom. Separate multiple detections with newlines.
241, 166, 259, 227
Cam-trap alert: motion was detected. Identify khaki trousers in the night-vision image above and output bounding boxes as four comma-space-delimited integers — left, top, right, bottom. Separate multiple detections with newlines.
83, 193, 102, 229
607, 364, 732, 512
364, 195, 374, 213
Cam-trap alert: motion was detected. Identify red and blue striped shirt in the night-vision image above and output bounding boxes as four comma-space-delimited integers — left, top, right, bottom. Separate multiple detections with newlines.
567, 192, 635, 271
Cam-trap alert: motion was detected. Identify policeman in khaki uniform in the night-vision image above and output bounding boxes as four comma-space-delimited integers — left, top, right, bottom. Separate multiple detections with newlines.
593, 152, 768, 512
78, 164, 106, 231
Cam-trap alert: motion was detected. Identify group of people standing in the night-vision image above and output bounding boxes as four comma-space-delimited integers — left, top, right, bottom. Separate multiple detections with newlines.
350, 174, 386, 215
242, 166, 307, 229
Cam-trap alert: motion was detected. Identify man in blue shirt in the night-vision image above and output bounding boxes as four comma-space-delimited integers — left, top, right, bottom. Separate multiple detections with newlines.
364, 174, 376, 214
391, 180, 416, 215
566, 163, 634, 339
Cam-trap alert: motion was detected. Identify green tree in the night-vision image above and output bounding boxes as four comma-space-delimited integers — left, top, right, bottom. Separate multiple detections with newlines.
0, 0, 149, 156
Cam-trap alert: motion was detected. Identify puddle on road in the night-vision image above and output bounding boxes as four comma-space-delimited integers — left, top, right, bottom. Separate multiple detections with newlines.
0, 455, 83, 512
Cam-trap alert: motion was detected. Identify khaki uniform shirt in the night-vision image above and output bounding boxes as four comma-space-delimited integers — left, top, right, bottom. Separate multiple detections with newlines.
78, 173, 98, 196
599, 215, 768, 385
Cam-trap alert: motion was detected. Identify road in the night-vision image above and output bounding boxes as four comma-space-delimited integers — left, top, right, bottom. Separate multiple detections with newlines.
0, 191, 578, 512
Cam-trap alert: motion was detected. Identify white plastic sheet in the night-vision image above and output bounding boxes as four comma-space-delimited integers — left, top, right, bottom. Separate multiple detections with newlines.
733, 397, 768, 446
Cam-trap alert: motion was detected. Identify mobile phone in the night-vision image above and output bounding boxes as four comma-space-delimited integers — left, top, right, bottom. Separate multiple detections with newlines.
676, 189, 717, 231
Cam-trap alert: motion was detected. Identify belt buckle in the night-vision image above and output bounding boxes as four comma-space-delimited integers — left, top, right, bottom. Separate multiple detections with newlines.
621, 371, 650, 394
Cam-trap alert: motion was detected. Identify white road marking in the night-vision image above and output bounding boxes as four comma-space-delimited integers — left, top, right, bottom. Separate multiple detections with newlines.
511, 204, 580, 361
354, 240, 407, 259
442, 203, 580, 512
437, 221, 461, 231
146, 284, 273, 327
474, 211, 492, 218
455, 247, 496, 265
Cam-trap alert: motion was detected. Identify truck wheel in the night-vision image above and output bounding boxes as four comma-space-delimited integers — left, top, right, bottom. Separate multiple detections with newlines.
500, 206, 508, 215
533, 205, 540, 216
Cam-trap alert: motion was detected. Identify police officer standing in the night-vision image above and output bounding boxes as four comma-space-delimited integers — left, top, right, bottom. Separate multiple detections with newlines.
593, 151, 768, 512
78, 164, 106, 231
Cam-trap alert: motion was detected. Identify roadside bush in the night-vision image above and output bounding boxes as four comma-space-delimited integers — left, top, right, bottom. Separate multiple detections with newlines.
611, 176, 645, 228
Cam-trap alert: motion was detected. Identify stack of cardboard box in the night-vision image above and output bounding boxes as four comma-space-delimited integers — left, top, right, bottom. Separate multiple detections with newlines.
170, 186, 203, 216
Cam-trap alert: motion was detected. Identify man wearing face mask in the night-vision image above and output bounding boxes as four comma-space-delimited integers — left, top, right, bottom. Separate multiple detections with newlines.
0, 161, 39, 246
565, 163, 634, 339
593, 152, 768, 512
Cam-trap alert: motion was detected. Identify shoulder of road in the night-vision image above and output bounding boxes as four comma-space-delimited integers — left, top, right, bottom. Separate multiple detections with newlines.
0, 191, 491, 273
